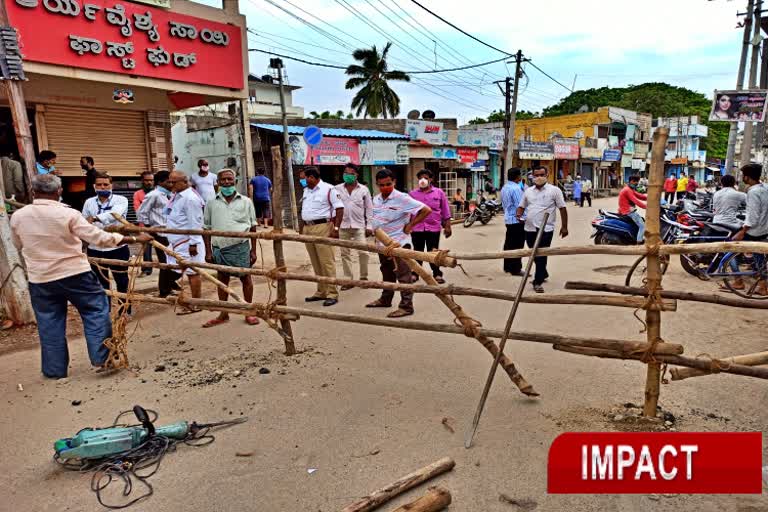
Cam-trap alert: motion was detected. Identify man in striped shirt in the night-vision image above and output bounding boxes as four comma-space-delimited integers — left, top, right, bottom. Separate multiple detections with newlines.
366, 168, 431, 318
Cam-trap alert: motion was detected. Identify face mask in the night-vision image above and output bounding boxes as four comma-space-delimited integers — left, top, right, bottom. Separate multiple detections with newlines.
533, 176, 547, 186
343, 174, 356, 185
379, 184, 394, 195
157, 186, 171, 197
142, 183, 153, 191
201, 165, 209, 172
299, 178, 308, 188
220, 185, 237, 197
629, 183, 638, 190
81, 164, 89, 171
96, 190, 111, 198
418, 178, 430, 189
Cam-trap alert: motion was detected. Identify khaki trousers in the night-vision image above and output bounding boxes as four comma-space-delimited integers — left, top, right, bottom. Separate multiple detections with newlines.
303, 223, 338, 299
339, 228, 369, 280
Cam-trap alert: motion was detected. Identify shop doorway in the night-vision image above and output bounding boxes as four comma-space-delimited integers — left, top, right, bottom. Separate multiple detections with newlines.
0, 106, 39, 162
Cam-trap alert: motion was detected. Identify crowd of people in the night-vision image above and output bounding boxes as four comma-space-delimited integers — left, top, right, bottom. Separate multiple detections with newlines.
7, 146, 768, 378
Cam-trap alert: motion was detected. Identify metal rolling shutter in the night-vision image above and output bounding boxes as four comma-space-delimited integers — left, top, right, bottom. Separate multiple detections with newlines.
44, 106, 149, 177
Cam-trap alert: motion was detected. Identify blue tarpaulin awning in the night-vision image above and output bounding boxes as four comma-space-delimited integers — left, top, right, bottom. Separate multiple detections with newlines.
252, 123, 409, 140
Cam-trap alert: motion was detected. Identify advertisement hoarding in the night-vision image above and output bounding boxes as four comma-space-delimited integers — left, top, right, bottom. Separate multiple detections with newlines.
405, 119, 444, 144
288, 136, 359, 166
710, 90, 768, 122
518, 141, 554, 160
359, 140, 409, 166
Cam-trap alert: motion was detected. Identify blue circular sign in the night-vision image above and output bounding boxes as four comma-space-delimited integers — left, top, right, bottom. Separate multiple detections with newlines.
303, 125, 323, 147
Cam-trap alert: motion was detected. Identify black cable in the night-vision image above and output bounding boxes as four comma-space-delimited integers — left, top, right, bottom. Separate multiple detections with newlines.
527, 61, 574, 93
407, 0, 512, 56
248, 47, 509, 75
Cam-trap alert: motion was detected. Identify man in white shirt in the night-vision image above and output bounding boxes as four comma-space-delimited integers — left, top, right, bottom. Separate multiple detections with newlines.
516, 165, 568, 293
300, 167, 344, 306
190, 158, 217, 203
166, 170, 207, 313
82, 172, 131, 313
136, 170, 181, 298
334, 163, 373, 289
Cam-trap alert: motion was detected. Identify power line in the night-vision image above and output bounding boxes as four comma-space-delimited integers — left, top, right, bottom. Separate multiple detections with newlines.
408, 0, 512, 56
526, 61, 573, 92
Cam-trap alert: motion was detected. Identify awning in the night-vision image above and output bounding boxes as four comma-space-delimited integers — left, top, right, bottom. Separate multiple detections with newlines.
252, 123, 408, 140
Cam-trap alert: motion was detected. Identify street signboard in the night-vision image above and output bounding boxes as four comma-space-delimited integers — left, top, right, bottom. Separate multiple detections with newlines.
303, 125, 323, 147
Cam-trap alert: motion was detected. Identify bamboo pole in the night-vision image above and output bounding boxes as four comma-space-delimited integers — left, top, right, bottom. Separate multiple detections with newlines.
553, 344, 768, 380
565, 280, 768, 310
116, 291, 684, 355
642, 126, 668, 418
374, 229, 537, 397
670, 351, 768, 381
89, 257, 677, 311
0, 178, 34, 324
270, 145, 296, 356
341, 457, 455, 512
111, 225, 457, 268
388, 487, 451, 512
450, 241, 768, 260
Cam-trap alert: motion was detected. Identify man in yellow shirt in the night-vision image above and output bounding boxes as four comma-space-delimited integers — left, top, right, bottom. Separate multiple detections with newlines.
676, 173, 688, 202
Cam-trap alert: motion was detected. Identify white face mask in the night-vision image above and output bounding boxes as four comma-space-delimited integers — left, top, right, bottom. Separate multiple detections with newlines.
533, 176, 547, 186
418, 178, 430, 189
201, 165, 209, 172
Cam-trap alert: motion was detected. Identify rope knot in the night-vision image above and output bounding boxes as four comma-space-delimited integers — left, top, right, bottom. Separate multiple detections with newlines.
431, 249, 451, 268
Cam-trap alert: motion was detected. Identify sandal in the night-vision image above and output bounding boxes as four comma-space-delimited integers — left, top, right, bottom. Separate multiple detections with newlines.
533, 284, 545, 294
366, 299, 392, 308
176, 307, 201, 316
203, 317, 229, 328
387, 308, 413, 318
245, 316, 261, 325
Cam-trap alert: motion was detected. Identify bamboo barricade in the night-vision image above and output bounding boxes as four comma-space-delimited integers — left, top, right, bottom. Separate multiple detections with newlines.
89, 257, 677, 311
91, 142, 768, 428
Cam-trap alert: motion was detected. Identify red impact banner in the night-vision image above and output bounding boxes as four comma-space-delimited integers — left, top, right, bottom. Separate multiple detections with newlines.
7, 0, 244, 89
548, 432, 762, 494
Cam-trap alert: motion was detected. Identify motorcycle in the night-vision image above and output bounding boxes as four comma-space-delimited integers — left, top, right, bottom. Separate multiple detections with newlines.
463, 200, 494, 227
591, 206, 680, 245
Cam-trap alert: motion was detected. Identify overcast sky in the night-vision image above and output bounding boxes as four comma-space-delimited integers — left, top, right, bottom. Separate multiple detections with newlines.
202, 0, 747, 124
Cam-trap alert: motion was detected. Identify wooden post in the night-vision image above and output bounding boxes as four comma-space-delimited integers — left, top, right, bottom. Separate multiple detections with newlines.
270, 145, 296, 355
375, 229, 537, 397
341, 457, 455, 512
643, 126, 668, 418
389, 487, 451, 512
0, 1, 35, 201
0, 178, 34, 324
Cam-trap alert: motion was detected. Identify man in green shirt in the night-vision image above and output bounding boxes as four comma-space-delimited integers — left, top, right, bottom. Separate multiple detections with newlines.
203, 169, 260, 327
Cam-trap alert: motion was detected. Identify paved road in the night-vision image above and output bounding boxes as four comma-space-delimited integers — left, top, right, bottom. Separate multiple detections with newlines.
1, 196, 766, 511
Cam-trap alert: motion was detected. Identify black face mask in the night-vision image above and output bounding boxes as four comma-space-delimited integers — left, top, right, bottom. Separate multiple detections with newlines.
81, 164, 89, 171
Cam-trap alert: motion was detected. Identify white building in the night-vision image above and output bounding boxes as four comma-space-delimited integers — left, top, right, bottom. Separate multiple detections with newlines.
247, 73, 304, 119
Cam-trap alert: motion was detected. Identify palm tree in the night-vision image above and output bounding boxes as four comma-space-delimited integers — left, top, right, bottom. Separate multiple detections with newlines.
345, 42, 410, 119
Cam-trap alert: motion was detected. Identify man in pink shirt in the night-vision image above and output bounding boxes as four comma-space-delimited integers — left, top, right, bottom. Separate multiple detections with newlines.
10, 174, 151, 378
408, 169, 452, 284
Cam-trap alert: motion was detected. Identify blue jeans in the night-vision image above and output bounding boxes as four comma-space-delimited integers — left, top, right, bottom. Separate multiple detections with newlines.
628, 210, 645, 243
28, 271, 111, 378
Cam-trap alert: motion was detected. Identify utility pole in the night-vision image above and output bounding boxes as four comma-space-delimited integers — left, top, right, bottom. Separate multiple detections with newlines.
494, 76, 512, 172
271, 58, 298, 231
0, 1, 35, 201
726, 0, 756, 174
741, 0, 763, 168
504, 50, 528, 169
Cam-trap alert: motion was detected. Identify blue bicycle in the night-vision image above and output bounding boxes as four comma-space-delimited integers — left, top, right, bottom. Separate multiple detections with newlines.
709, 250, 768, 300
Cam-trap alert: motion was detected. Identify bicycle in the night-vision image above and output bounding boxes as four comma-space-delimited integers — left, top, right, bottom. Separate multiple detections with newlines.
707, 250, 768, 300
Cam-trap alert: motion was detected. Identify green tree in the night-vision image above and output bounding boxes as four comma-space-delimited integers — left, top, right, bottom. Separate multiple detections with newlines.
308, 110, 354, 120
345, 42, 410, 119
468, 109, 539, 125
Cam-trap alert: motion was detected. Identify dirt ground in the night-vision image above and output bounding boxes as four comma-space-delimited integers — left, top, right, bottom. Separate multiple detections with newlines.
1, 197, 766, 512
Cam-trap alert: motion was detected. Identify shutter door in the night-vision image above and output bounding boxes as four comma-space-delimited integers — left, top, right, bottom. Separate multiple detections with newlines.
44, 106, 149, 177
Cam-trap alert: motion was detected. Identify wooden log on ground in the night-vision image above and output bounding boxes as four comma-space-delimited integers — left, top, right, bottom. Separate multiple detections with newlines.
341, 457, 455, 512
375, 229, 538, 397
388, 487, 451, 512
670, 351, 768, 381
553, 344, 768, 380
565, 280, 768, 310
111, 224, 457, 268
270, 145, 297, 355
90, 257, 677, 311
115, 290, 683, 355
642, 125, 668, 418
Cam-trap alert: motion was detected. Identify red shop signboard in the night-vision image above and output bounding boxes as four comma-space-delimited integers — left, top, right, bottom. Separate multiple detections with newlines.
457, 148, 478, 163
6, 0, 244, 89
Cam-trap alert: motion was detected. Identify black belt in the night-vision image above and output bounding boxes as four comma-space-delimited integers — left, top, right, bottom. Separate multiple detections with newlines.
303, 218, 329, 225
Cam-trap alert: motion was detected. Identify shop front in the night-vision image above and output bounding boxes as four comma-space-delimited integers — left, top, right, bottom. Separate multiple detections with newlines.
4, 0, 249, 210
553, 138, 580, 182
517, 141, 555, 182
359, 139, 409, 193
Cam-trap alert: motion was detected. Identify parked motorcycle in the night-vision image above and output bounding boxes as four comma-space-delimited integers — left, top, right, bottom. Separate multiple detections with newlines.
463, 201, 494, 227
591, 206, 680, 245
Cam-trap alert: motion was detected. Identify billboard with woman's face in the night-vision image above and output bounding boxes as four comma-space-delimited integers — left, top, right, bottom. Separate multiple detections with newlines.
710, 90, 768, 122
